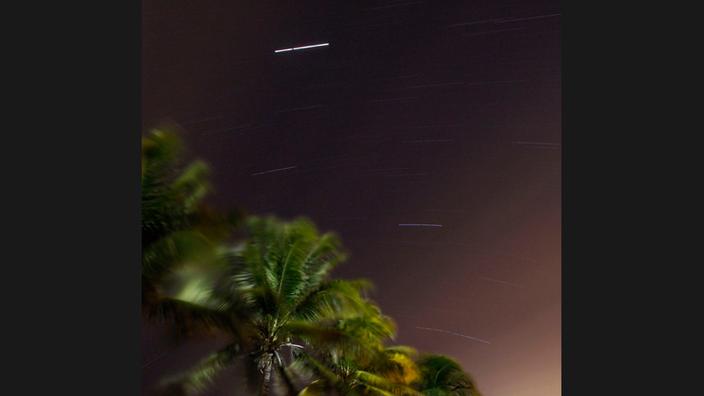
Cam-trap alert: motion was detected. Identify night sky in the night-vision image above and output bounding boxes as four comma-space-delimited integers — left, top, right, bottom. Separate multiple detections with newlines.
142, 1, 561, 395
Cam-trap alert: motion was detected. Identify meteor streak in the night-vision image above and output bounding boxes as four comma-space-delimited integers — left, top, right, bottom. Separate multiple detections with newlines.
274, 43, 330, 53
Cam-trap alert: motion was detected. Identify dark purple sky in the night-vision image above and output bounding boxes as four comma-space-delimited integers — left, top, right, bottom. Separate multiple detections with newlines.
143, 1, 560, 395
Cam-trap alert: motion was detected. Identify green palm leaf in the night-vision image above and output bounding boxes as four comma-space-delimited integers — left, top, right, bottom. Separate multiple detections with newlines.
415, 355, 481, 396
160, 344, 241, 395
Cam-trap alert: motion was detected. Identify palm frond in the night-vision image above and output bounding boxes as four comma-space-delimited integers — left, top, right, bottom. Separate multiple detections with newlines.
231, 216, 351, 323
290, 279, 374, 322
160, 344, 241, 395
415, 355, 480, 396
274, 238, 308, 309
355, 370, 415, 394
284, 311, 394, 366
295, 352, 342, 389
366, 347, 421, 387
145, 298, 233, 342
171, 160, 211, 212
298, 231, 346, 290
297, 380, 328, 396
276, 355, 302, 396
142, 230, 221, 280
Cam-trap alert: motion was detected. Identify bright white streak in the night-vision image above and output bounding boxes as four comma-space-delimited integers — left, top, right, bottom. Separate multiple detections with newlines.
274, 42, 329, 53
293, 43, 329, 50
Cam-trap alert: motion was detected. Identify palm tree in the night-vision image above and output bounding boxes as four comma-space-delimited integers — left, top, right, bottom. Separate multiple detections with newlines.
142, 129, 484, 396
164, 216, 391, 396
141, 127, 240, 339
414, 355, 481, 396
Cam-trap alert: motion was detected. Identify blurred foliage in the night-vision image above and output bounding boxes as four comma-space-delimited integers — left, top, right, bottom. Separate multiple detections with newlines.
141, 129, 480, 396
141, 127, 242, 340
293, 345, 422, 396
160, 216, 397, 396
414, 355, 481, 396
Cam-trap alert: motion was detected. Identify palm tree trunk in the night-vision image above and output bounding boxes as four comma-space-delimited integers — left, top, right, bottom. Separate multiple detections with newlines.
259, 357, 273, 396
